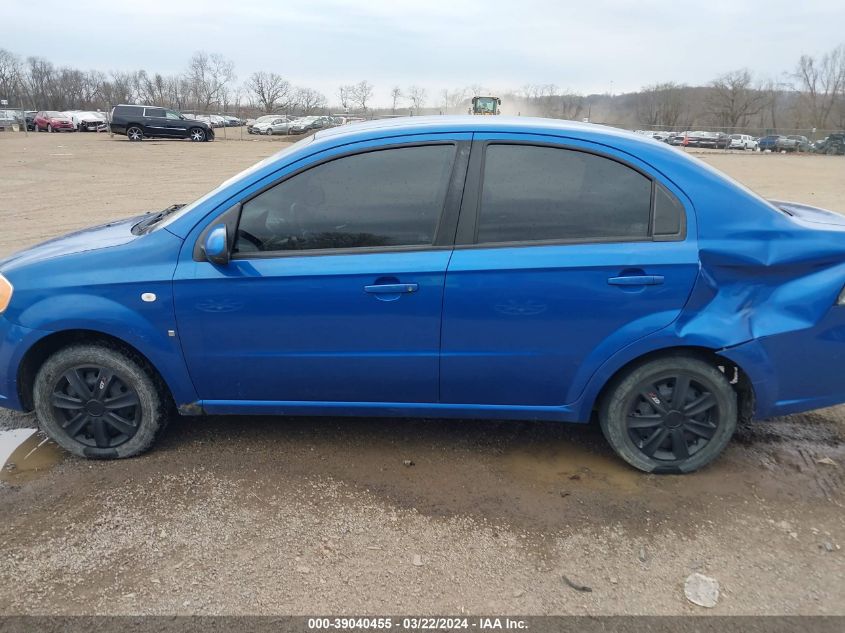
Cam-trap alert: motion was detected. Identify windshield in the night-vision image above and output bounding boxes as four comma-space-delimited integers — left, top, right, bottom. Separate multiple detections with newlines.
157, 135, 316, 231
473, 98, 497, 113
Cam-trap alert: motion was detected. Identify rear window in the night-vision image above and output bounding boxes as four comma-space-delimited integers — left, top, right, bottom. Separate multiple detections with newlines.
113, 105, 143, 117
144, 108, 166, 118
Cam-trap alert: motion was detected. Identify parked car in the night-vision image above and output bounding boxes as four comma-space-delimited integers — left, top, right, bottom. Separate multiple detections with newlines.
728, 134, 758, 150
110, 105, 214, 142
786, 135, 811, 152
24, 111, 36, 131
289, 116, 333, 134
222, 116, 242, 127
3, 118, 845, 474
248, 115, 283, 134
0, 109, 23, 130
758, 135, 797, 152
33, 111, 75, 132
65, 110, 108, 132
252, 116, 295, 135
811, 133, 845, 155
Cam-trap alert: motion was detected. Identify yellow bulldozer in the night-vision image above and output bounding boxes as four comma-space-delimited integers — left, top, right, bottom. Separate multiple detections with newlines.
470, 96, 501, 115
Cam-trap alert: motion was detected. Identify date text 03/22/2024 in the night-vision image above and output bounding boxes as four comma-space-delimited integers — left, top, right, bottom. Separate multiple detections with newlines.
306, 617, 528, 630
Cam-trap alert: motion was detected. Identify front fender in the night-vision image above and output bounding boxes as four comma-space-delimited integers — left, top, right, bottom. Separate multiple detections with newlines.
12, 292, 198, 409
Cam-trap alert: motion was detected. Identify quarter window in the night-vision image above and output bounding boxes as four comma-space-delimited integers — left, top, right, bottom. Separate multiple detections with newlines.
235, 145, 456, 253
477, 144, 653, 244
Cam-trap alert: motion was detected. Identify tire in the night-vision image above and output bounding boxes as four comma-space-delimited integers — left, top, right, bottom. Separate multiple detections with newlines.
47, 124, 53, 133
599, 355, 737, 474
33, 344, 169, 459
189, 127, 206, 142
264, 128, 273, 136
126, 126, 143, 142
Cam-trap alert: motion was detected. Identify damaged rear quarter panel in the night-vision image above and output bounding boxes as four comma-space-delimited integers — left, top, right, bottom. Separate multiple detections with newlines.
656, 155, 845, 419
573, 149, 845, 422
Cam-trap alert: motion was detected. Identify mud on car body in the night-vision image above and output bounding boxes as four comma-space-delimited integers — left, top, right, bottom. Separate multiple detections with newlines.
2, 116, 845, 473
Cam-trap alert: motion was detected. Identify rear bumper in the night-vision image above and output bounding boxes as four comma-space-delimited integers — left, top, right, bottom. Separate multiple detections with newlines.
720, 308, 845, 418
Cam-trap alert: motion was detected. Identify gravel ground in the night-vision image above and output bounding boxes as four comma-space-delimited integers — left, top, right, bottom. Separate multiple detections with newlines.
0, 132, 843, 615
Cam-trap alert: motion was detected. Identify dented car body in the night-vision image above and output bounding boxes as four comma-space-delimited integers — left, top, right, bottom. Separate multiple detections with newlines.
0, 116, 844, 472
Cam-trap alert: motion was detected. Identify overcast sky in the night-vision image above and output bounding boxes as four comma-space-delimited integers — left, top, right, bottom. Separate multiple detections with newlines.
4, 0, 844, 106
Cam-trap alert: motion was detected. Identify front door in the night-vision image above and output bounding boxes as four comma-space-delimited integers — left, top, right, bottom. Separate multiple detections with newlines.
440, 139, 699, 408
174, 141, 466, 408
165, 110, 191, 138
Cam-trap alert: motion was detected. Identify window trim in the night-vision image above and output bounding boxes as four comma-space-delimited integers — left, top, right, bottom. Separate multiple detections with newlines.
194, 141, 470, 262
455, 140, 686, 250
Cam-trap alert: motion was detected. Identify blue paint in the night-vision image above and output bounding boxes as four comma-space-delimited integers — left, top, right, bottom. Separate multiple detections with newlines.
0, 116, 843, 430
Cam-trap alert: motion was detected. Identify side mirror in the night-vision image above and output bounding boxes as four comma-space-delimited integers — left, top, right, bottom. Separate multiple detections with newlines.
203, 224, 230, 265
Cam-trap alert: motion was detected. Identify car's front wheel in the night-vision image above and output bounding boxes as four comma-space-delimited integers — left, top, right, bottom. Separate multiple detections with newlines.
34, 344, 169, 459
599, 356, 737, 473
189, 127, 206, 142
264, 128, 273, 136
126, 126, 143, 141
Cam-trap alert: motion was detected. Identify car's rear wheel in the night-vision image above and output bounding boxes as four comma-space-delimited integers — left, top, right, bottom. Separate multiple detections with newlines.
34, 344, 169, 459
189, 127, 206, 142
126, 126, 143, 141
47, 124, 53, 133
599, 356, 737, 474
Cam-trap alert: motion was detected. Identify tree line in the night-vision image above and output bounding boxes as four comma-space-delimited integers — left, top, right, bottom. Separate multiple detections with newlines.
1, 45, 843, 132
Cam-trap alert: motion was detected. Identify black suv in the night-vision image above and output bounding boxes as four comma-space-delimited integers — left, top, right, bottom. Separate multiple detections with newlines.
110, 104, 214, 142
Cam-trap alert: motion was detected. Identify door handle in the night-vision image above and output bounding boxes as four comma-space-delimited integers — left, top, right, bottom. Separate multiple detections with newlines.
364, 283, 419, 294
607, 275, 664, 286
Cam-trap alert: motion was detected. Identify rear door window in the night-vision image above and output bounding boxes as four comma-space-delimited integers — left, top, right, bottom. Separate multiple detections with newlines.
476, 144, 653, 244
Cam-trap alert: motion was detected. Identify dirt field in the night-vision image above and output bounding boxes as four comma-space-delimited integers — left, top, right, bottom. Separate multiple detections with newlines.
0, 131, 843, 616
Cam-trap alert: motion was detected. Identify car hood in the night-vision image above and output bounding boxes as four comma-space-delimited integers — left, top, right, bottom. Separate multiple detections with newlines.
0, 215, 145, 273
771, 200, 845, 226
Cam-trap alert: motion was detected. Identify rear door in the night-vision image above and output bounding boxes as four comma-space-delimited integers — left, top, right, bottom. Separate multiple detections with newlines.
440, 137, 699, 408
142, 107, 169, 136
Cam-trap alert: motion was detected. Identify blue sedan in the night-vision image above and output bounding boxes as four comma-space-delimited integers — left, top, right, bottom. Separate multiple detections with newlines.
1, 117, 844, 473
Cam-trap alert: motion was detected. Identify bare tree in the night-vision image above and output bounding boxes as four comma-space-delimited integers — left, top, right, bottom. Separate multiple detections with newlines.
407, 85, 426, 113
247, 72, 292, 113
390, 86, 402, 114
337, 85, 354, 112
185, 51, 235, 111
294, 87, 326, 115
350, 80, 374, 114
794, 45, 845, 129
635, 82, 687, 128
440, 87, 467, 113
706, 69, 766, 128
99, 70, 138, 108
0, 48, 23, 104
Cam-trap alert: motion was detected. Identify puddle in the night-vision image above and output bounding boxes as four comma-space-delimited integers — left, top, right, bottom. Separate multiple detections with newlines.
0, 428, 64, 484
499, 440, 642, 493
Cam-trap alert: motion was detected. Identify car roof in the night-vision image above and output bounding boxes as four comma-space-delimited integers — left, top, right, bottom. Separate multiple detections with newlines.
316, 115, 615, 140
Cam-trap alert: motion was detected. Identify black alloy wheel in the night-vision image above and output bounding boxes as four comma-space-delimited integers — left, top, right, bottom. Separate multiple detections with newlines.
50, 365, 141, 448
624, 373, 719, 462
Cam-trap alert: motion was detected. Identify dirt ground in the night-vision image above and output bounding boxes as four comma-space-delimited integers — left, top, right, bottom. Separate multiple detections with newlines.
0, 131, 843, 616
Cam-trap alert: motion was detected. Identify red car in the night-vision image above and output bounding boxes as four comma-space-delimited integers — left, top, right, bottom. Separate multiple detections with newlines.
33, 111, 76, 133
